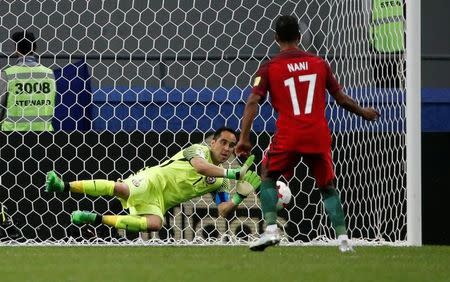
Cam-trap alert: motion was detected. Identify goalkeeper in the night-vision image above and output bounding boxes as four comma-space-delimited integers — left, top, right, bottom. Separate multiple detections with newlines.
44, 127, 260, 233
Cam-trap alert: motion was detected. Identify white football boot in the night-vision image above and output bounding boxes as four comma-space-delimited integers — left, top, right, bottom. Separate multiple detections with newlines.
338, 234, 354, 253
249, 226, 281, 251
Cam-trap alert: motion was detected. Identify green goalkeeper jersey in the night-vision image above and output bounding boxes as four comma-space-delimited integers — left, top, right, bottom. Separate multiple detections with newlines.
145, 144, 230, 211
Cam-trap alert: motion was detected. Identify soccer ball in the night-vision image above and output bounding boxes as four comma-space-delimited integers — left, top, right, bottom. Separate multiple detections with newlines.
276, 181, 292, 210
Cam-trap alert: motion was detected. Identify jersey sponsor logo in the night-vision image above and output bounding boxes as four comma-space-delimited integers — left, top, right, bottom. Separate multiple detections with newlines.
206, 176, 216, 184
132, 177, 143, 187
253, 76, 261, 86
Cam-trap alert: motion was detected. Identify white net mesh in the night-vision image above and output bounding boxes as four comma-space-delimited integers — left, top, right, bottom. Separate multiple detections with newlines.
0, 0, 406, 245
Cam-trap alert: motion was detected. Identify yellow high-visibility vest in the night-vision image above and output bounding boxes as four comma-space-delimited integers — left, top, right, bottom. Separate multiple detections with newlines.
1, 65, 56, 131
372, 0, 405, 52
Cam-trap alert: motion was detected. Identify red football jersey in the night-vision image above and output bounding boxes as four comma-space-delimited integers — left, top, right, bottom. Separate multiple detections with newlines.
252, 48, 341, 152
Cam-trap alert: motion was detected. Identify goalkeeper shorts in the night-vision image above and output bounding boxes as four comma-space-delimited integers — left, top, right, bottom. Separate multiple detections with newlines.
120, 169, 165, 222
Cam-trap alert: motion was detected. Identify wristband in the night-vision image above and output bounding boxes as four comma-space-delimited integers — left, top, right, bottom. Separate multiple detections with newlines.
225, 169, 240, 180
231, 193, 245, 205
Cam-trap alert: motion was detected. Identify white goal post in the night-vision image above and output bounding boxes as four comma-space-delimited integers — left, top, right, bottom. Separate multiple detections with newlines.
405, 0, 421, 246
0, 0, 420, 246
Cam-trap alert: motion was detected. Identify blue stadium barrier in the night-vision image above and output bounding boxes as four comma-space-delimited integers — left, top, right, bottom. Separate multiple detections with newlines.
54, 60, 92, 131
54, 83, 449, 132
421, 88, 450, 132
90, 86, 277, 132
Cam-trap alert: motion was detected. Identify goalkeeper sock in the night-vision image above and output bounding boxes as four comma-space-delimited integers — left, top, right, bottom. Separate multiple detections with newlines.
259, 179, 278, 226
102, 215, 148, 232
320, 188, 347, 236
69, 180, 115, 197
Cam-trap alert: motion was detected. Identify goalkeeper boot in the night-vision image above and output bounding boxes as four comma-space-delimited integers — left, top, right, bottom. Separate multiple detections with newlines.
71, 210, 99, 225
0, 205, 23, 241
249, 228, 281, 252
338, 234, 354, 253
45, 171, 64, 193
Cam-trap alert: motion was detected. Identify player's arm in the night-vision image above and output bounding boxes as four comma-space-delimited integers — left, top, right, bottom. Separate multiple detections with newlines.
217, 195, 237, 218
190, 157, 228, 177
237, 64, 268, 157
183, 144, 230, 178
215, 171, 262, 218
332, 89, 380, 121
236, 93, 262, 157
210, 180, 236, 217
325, 61, 379, 121
190, 154, 255, 180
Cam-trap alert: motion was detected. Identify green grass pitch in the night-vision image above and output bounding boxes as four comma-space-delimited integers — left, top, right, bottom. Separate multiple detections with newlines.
0, 246, 449, 282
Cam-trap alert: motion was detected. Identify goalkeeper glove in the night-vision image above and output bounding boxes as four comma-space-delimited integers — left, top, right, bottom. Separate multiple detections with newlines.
225, 155, 255, 180
232, 170, 261, 205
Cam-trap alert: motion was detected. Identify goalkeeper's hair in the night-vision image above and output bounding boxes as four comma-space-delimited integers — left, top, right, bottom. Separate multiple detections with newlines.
275, 15, 301, 43
12, 30, 37, 55
212, 127, 238, 140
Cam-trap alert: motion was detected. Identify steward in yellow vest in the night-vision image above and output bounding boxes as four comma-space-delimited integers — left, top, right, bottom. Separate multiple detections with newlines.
0, 31, 56, 131
372, 0, 405, 52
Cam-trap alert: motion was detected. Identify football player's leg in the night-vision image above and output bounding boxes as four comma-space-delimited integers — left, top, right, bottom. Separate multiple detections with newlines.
305, 152, 346, 235
259, 150, 284, 225
320, 185, 353, 252
320, 183, 347, 237
45, 171, 117, 197
260, 149, 300, 226
73, 205, 163, 233
248, 156, 279, 251
102, 214, 162, 232
259, 166, 278, 228
70, 179, 116, 197
250, 147, 298, 251
71, 212, 161, 232
306, 153, 353, 252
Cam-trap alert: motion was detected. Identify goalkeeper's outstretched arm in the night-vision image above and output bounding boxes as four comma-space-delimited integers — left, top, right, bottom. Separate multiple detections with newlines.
216, 170, 261, 218
217, 200, 238, 218
190, 155, 255, 180
190, 156, 229, 177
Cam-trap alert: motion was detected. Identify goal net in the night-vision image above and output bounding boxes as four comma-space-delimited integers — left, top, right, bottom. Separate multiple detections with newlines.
0, 0, 406, 245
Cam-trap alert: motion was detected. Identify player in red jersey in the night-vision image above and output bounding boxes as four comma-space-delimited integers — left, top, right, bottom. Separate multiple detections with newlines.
236, 15, 379, 252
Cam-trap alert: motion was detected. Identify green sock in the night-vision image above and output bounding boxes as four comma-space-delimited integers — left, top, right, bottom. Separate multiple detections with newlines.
113, 216, 148, 232
259, 179, 278, 225
70, 180, 115, 197
320, 188, 347, 236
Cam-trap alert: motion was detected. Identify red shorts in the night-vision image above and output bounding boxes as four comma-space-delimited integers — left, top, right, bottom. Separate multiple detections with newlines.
262, 143, 335, 187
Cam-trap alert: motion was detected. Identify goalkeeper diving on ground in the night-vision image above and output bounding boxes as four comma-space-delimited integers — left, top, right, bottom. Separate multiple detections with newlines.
44, 127, 260, 233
